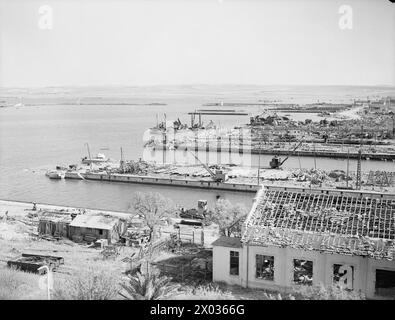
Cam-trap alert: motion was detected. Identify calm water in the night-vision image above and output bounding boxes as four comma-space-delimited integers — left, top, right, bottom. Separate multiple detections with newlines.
0, 86, 394, 211
0, 101, 257, 211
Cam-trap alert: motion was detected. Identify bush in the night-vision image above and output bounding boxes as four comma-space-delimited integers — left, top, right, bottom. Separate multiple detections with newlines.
189, 284, 235, 300
291, 284, 365, 300
53, 264, 120, 300
0, 267, 44, 300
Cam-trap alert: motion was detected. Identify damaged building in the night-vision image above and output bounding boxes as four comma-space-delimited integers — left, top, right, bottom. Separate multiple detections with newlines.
212, 185, 395, 299
38, 211, 74, 238
69, 214, 127, 244
38, 211, 127, 244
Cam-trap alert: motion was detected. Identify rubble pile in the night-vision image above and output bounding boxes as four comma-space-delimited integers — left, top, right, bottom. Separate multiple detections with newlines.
291, 169, 330, 184
121, 160, 151, 175
366, 170, 395, 187
259, 169, 291, 181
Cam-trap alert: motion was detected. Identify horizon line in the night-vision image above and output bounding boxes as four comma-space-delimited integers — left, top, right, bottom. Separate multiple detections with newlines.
1, 83, 395, 90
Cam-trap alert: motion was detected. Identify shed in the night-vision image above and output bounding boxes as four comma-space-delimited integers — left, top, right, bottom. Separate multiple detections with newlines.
69, 214, 127, 244
38, 211, 73, 238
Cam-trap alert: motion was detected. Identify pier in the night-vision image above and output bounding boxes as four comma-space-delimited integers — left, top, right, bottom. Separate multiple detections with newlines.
81, 172, 260, 193
151, 144, 395, 161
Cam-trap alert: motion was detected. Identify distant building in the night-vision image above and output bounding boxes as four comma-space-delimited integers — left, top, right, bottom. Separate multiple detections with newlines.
212, 185, 395, 299
69, 214, 127, 244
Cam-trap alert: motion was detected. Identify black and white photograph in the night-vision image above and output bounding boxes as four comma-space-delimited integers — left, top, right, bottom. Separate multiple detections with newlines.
0, 0, 394, 305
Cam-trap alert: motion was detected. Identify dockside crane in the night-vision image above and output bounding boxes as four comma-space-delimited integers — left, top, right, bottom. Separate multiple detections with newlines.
269, 140, 304, 169
188, 150, 227, 182
356, 149, 362, 190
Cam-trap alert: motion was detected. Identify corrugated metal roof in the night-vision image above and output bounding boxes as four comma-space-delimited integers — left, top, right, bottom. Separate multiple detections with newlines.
212, 236, 242, 248
69, 214, 120, 230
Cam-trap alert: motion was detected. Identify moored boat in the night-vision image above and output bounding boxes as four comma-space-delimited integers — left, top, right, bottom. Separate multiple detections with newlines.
64, 171, 85, 180
45, 170, 63, 179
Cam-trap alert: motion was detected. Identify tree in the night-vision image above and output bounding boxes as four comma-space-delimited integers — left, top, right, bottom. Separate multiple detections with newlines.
120, 267, 180, 300
129, 192, 175, 242
206, 199, 248, 237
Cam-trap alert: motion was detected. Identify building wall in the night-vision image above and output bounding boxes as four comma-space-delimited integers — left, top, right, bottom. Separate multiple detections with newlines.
38, 220, 70, 238
213, 244, 395, 299
69, 226, 110, 242
366, 258, 395, 299
69, 220, 126, 244
212, 246, 243, 286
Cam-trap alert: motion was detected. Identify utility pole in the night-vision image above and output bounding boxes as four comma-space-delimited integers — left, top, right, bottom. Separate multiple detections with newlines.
120, 147, 124, 173
356, 149, 362, 190
346, 149, 350, 188
257, 143, 261, 185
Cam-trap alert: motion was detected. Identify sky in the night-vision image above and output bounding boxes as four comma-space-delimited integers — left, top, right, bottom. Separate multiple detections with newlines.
0, 0, 394, 87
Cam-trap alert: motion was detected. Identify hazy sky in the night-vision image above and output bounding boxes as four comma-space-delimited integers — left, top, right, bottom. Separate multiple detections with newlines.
0, 0, 394, 87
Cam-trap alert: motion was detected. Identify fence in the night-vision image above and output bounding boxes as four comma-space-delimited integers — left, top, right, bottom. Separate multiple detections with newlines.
150, 259, 212, 282
176, 227, 204, 246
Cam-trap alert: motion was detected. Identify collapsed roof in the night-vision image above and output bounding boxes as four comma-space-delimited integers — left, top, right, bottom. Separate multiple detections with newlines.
69, 214, 121, 230
242, 186, 395, 261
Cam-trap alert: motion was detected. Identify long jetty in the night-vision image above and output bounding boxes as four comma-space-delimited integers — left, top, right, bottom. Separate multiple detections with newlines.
151, 145, 395, 161
81, 172, 260, 193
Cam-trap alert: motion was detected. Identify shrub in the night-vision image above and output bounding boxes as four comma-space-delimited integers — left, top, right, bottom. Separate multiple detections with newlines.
0, 267, 44, 300
181, 284, 235, 300
291, 284, 365, 300
53, 265, 120, 300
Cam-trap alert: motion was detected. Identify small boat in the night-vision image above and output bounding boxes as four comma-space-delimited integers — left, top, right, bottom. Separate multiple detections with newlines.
45, 170, 63, 179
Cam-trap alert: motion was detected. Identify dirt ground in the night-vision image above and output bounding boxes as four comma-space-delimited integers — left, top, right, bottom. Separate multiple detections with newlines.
0, 199, 224, 299
0, 200, 140, 299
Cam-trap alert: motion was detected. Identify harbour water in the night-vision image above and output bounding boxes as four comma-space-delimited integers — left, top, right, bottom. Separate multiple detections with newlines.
1, 85, 394, 211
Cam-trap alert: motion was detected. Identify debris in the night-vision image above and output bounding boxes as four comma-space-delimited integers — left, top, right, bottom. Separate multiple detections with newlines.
7, 253, 64, 274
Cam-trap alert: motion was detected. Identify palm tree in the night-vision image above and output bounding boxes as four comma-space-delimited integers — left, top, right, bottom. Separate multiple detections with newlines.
120, 267, 180, 300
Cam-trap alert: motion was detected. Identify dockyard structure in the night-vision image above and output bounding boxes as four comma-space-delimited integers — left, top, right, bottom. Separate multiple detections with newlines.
38, 211, 74, 238
212, 185, 395, 299
69, 214, 127, 244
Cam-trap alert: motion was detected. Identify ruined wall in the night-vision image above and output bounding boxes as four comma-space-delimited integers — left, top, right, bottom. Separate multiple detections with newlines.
69, 226, 110, 242
212, 246, 243, 286
239, 244, 395, 299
